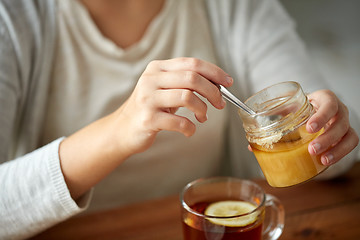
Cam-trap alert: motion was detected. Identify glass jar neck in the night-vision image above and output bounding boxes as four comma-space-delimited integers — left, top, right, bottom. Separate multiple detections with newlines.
239, 81, 313, 140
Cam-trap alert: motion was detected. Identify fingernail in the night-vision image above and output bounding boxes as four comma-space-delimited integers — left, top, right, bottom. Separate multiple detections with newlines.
310, 122, 318, 132
226, 76, 233, 85
311, 142, 321, 154
322, 154, 334, 165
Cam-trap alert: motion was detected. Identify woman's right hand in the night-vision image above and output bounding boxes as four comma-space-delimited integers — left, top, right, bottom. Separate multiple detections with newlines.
59, 57, 233, 199
111, 57, 233, 157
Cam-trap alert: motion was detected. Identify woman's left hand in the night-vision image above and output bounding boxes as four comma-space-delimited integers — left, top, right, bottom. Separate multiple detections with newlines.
306, 89, 359, 166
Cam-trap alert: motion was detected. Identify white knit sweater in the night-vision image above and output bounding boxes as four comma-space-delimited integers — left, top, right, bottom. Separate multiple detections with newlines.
0, 0, 356, 239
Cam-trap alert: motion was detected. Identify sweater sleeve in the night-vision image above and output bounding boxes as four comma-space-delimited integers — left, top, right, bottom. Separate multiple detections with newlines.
206, 0, 357, 178
0, 1, 91, 239
244, 0, 327, 93
240, 0, 357, 177
0, 138, 92, 240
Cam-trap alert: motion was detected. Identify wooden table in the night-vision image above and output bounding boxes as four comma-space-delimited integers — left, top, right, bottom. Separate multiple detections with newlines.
32, 162, 360, 240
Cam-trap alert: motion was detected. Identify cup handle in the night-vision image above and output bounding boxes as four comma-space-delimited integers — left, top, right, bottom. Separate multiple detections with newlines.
262, 194, 285, 240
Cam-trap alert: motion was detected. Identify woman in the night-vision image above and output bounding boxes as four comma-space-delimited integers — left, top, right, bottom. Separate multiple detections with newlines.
0, 0, 358, 239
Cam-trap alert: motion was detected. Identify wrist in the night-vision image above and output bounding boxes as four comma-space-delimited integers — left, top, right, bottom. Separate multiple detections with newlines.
58, 114, 130, 199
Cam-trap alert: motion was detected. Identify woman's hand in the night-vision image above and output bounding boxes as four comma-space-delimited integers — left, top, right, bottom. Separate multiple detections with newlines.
307, 90, 359, 166
60, 57, 233, 199
112, 57, 233, 157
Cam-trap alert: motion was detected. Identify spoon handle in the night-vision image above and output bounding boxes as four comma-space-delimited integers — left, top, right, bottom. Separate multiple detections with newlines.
219, 85, 256, 115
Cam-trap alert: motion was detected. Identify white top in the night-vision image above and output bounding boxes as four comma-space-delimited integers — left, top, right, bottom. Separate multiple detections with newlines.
0, 0, 357, 239
44, 0, 227, 212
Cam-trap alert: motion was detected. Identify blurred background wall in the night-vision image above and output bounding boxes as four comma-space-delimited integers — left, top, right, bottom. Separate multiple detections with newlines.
280, 0, 360, 157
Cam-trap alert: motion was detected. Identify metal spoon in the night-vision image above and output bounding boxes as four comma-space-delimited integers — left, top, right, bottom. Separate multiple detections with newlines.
218, 85, 256, 115
219, 85, 281, 126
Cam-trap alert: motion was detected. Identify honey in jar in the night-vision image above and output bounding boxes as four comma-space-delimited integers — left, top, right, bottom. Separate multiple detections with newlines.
239, 81, 327, 187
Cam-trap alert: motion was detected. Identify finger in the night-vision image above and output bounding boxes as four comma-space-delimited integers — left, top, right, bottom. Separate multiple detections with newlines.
306, 90, 338, 133
320, 127, 359, 166
152, 89, 208, 123
308, 106, 350, 155
152, 111, 196, 137
146, 57, 233, 87
149, 71, 225, 109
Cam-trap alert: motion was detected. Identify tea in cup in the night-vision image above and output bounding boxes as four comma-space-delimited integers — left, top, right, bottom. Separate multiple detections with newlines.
180, 177, 284, 240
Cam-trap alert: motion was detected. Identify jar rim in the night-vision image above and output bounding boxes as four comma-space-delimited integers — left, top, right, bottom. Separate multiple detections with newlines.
239, 81, 313, 145
244, 81, 301, 116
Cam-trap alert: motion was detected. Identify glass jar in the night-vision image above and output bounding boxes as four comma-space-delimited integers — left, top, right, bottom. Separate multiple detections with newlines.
239, 81, 327, 187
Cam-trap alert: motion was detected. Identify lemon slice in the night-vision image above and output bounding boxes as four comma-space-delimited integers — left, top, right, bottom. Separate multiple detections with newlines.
204, 200, 258, 227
